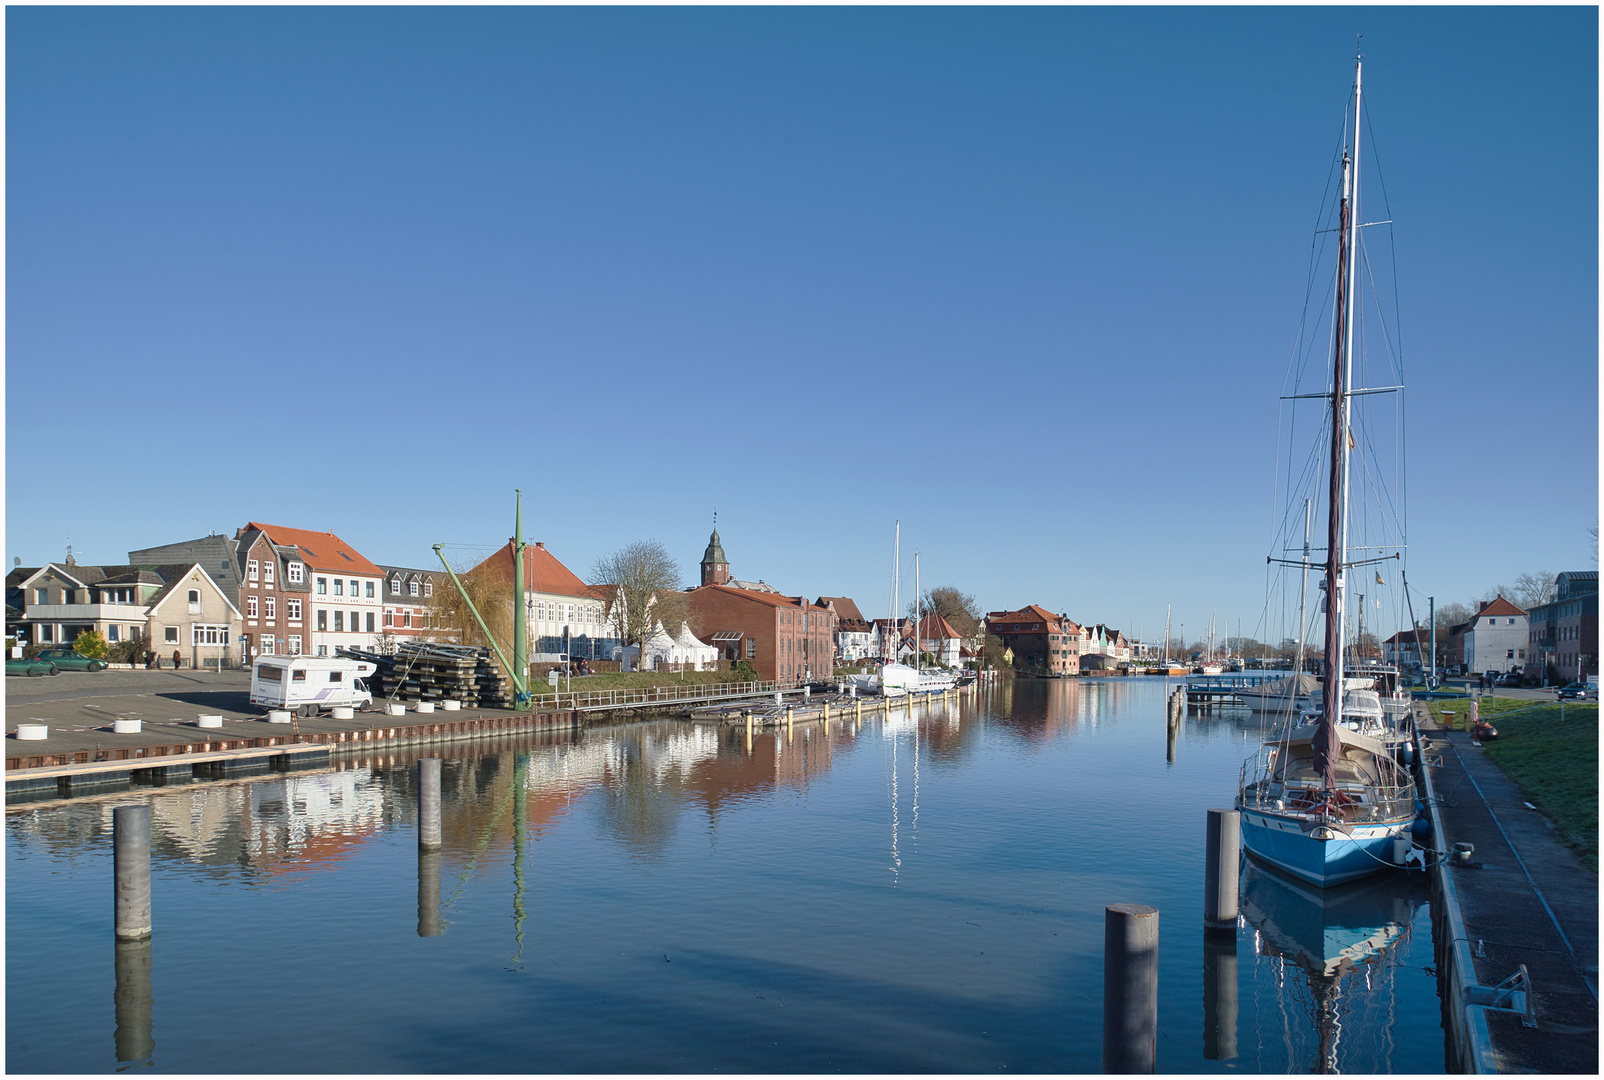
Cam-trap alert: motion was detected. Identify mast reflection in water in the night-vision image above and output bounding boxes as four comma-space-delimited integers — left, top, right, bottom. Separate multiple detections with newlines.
7, 680, 1446, 1073
1241, 857, 1427, 1073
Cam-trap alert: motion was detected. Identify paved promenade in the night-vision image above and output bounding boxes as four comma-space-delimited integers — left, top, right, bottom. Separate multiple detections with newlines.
1420, 707, 1598, 1073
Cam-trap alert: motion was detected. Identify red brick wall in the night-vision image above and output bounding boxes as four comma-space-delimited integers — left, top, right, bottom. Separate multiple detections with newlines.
684, 587, 837, 684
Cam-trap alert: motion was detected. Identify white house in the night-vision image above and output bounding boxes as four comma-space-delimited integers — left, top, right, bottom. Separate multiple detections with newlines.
1461, 596, 1528, 675
473, 541, 615, 664
817, 596, 874, 663
915, 613, 965, 668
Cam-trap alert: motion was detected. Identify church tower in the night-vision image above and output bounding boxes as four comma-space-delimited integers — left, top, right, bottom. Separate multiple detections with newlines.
700, 521, 730, 587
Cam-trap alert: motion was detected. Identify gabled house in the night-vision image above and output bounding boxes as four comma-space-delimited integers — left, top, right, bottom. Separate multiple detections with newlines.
914, 613, 964, 668
817, 596, 873, 663
471, 540, 614, 664
227, 526, 315, 660
1525, 571, 1598, 684
1461, 596, 1528, 675
1381, 628, 1427, 669
144, 564, 243, 670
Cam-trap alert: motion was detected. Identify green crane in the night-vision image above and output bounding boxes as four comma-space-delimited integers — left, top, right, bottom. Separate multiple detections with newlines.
434, 490, 532, 708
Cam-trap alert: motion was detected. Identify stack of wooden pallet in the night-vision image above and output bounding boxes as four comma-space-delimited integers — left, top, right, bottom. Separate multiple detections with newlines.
337, 643, 513, 708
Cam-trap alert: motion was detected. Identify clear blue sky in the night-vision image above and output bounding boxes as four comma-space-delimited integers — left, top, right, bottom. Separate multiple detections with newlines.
7, 6, 1597, 645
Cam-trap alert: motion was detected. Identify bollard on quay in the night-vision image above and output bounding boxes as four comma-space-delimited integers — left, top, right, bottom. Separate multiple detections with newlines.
1204, 810, 1240, 932
418, 758, 442, 850
113, 805, 152, 941
1103, 903, 1159, 1074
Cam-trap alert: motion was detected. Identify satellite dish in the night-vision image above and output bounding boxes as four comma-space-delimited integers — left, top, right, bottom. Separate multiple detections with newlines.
12, 557, 19, 567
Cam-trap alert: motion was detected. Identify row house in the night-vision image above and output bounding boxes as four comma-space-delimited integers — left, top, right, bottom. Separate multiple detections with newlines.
1461, 596, 1529, 675
1525, 570, 1598, 683
986, 605, 1083, 676
869, 617, 913, 663
818, 596, 874, 663
684, 584, 837, 684
240, 524, 384, 658
14, 560, 240, 669
1381, 628, 1426, 669
471, 540, 616, 664
378, 564, 447, 643
1079, 623, 1132, 672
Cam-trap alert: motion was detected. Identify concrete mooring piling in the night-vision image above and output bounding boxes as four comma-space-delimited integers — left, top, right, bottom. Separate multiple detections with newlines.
418, 758, 442, 850
417, 849, 442, 938
1204, 810, 1240, 932
1103, 903, 1159, 1074
113, 805, 152, 941
113, 939, 155, 1064
1201, 932, 1238, 1061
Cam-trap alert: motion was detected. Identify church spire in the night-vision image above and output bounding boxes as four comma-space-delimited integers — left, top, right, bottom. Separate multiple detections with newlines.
700, 514, 730, 586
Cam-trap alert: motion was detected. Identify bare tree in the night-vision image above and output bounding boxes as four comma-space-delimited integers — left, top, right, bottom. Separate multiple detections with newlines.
913, 585, 982, 637
1513, 571, 1557, 609
592, 540, 684, 662
1434, 601, 1475, 635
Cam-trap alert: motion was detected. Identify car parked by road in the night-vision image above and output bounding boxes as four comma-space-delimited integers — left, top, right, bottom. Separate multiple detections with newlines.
1556, 682, 1597, 701
1495, 672, 1524, 687
34, 647, 109, 672
5, 656, 58, 677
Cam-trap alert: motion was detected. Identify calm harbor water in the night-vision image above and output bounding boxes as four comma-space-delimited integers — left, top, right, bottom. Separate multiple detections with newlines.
6, 678, 1445, 1073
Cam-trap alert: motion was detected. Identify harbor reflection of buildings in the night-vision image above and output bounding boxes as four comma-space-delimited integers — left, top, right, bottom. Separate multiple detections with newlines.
985, 677, 1140, 743
8, 701, 980, 880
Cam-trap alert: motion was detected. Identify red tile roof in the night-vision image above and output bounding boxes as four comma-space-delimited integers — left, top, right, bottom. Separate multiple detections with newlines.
1475, 596, 1527, 618
916, 613, 962, 640
817, 596, 867, 624
471, 541, 600, 599
696, 584, 828, 611
246, 523, 383, 577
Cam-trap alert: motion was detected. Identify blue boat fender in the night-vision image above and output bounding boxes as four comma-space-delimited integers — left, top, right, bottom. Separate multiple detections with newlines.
1411, 816, 1432, 839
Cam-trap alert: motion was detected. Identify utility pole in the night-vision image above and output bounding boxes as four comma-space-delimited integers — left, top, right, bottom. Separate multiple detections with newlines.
1428, 596, 1437, 689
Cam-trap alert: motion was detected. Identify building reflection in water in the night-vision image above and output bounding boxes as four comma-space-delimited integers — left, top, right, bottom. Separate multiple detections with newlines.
983, 677, 1144, 744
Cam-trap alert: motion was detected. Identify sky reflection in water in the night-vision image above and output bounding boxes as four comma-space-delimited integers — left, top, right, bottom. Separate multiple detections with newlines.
6, 678, 1444, 1073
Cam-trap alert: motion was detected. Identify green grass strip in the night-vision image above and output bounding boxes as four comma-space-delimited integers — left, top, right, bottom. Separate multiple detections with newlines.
1478, 704, 1598, 871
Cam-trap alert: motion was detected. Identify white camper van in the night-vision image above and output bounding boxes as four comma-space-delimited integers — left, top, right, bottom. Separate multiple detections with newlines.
251, 656, 376, 716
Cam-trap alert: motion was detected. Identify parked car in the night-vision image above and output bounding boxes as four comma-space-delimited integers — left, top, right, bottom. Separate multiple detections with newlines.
35, 647, 109, 672
5, 656, 58, 677
1495, 672, 1523, 687
1556, 682, 1597, 701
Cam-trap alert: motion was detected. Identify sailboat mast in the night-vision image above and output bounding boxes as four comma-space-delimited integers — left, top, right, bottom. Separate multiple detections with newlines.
914, 553, 921, 676
892, 522, 901, 663
1318, 55, 1362, 787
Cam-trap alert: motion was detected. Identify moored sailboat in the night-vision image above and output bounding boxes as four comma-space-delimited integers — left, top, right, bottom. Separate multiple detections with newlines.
1235, 52, 1417, 888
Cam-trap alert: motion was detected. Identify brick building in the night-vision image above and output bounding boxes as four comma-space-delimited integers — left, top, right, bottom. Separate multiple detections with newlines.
1525, 570, 1598, 684
241, 524, 385, 657
377, 564, 448, 643
986, 605, 1083, 676
684, 585, 837, 685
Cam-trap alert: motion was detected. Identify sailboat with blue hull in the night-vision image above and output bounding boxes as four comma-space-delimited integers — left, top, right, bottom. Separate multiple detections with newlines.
1235, 52, 1417, 889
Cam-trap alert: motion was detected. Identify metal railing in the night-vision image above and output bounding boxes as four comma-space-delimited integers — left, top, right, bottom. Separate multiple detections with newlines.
523, 679, 782, 713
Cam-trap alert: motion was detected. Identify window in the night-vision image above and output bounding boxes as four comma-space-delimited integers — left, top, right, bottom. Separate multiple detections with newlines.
34, 588, 46, 605
365, 581, 374, 598
350, 610, 359, 632
1507, 649, 1515, 659
192, 625, 230, 646
385, 610, 394, 627
333, 579, 343, 597
391, 578, 402, 595
288, 635, 301, 655
424, 582, 432, 598
286, 562, 302, 584
317, 609, 327, 631
261, 634, 275, 655
188, 589, 202, 613
317, 645, 328, 657
410, 581, 420, 597
248, 560, 259, 581
266, 596, 276, 621
746, 638, 757, 659
286, 598, 300, 621
349, 580, 359, 597
264, 562, 275, 584
164, 626, 179, 644
39, 625, 54, 643
316, 577, 328, 595
108, 625, 120, 642
403, 612, 412, 628
247, 596, 259, 619
333, 611, 344, 632
1508, 618, 1515, 625
365, 612, 374, 633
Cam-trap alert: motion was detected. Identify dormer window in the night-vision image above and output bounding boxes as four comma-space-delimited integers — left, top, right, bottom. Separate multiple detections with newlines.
424, 582, 432, 598
391, 577, 402, 595
410, 581, 420, 597
286, 562, 303, 584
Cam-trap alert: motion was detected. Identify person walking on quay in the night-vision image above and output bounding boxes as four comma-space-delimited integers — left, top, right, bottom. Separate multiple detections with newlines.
144, 650, 155, 670
172, 649, 182, 670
